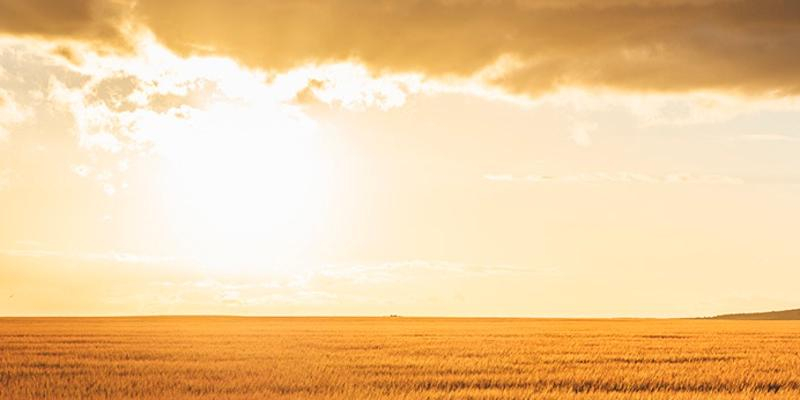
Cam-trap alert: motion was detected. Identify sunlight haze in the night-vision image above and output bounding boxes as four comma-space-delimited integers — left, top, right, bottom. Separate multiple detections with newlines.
1, 0, 799, 318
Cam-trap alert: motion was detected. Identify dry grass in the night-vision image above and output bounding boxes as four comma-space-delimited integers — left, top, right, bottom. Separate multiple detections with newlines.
1, 317, 799, 399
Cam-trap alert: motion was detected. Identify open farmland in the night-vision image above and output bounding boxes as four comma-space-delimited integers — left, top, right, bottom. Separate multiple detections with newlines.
1, 317, 800, 399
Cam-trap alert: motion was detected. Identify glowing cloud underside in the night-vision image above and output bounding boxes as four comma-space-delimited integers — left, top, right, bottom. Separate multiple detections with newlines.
3, 0, 800, 96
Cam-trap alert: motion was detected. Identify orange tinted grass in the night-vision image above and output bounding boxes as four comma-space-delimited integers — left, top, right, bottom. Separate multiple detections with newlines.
1, 317, 799, 399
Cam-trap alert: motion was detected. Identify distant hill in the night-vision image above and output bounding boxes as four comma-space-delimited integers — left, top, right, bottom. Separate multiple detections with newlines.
711, 308, 800, 320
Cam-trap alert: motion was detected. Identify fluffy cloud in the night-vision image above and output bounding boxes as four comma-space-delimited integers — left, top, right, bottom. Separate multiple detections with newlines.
0, 88, 31, 140
3, 1, 800, 97
133, 0, 800, 96
287, 64, 423, 110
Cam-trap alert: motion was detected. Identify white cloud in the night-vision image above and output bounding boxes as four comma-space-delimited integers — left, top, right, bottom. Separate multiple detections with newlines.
34, 35, 329, 210
283, 63, 423, 111
102, 183, 116, 196
317, 260, 556, 285
0, 88, 31, 140
663, 173, 744, 185
0, 247, 174, 264
72, 164, 92, 177
483, 174, 514, 182
739, 134, 800, 143
486, 172, 744, 185
131, 260, 556, 311
526, 88, 800, 127
141, 277, 340, 308
569, 122, 596, 147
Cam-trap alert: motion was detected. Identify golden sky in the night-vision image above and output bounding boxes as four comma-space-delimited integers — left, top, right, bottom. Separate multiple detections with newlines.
1, 0, 799, 317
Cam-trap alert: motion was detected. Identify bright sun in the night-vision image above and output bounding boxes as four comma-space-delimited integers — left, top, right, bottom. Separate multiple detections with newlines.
117, 50, 333, 272
59, 36, 378, 274
161, 101, 328, 271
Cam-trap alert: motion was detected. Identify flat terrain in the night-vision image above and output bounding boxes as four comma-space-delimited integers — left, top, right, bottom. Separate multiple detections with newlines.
1, 317, 800, 399
712, 308, 800, 320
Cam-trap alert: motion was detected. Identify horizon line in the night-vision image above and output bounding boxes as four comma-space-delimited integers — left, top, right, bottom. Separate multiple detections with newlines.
0, 313, 706, 320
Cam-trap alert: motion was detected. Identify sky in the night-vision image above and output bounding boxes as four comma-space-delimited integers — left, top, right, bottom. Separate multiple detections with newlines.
1, 0, 799, 317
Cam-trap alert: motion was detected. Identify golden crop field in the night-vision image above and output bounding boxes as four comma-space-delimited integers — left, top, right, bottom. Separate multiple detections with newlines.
1, 317, 799, 399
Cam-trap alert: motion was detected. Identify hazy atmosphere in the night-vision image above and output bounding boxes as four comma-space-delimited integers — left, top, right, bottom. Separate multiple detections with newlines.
2, 0, 800, 318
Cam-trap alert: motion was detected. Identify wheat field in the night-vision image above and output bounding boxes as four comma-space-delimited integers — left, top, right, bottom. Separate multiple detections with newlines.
1, 317, 799, 399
